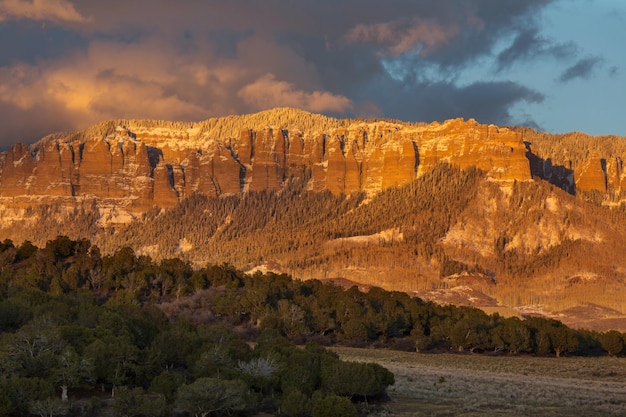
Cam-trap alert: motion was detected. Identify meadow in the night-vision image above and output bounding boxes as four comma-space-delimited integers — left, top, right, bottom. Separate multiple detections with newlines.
333, 347, 626, 417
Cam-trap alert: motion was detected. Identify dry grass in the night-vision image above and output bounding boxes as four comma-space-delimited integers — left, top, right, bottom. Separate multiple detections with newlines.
332, 347, 626, 417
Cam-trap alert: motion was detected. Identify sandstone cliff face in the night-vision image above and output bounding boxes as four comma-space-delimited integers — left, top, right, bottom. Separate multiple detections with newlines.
1, 143, 37, 199
0, 110, 577, 224
605, 156, 626, 196
417, 119, 530, 182
575, 154, 607, 193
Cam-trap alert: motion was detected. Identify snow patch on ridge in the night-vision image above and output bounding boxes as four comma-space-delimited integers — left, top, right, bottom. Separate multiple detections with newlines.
325, 228, 403, 248
178, 238, 193, 253
97, 206, 135, 226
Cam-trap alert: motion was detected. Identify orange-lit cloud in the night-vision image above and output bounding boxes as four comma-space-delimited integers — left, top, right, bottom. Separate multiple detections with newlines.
0, 33, 351, 137
0, 39, 211, 126
0, 0, 88, 23
1, 0, 612, 147
238, 73, 353, 114
348, 18, 459, 57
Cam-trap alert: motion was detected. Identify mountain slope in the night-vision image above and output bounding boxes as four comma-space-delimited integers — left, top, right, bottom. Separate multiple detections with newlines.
0, 108, 531, 217
1, 108, 626, 329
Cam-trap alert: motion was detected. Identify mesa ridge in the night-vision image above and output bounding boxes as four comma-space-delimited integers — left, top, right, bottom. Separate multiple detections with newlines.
2, 108, 623, 221
0, 109, 536, 218
2, 108, 626, 329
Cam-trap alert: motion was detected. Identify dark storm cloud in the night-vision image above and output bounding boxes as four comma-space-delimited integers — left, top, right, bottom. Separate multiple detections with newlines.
559, 57, 603, 83
0, 100, 76, 150
448, 81, 545, 125
0, 0, 586, 148
370, 77, 545, 127
0, 21, 87, 66
496, 29, 577, 71
402, 0, 554, 69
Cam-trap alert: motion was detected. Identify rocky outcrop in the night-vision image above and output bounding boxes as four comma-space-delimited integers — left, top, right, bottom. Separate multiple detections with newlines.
575, 153, 607, 193
152, 162, 178, 208
248, 127, 285, 192
605, 156, 626, 196
1, 143, 37, 198
0, 110, 584, 224
417, 119, 530, 182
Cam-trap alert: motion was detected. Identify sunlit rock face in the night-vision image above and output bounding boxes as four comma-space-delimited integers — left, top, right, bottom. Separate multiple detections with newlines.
1, 143, 38, 199
0, 110, 553, 224
248, 127, 285, 192
575, 153, 607, 193
416, 119, 531, 182
605, 156, 626, 196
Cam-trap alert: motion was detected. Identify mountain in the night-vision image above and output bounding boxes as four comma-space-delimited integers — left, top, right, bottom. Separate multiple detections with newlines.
0, 108, 531, 213
1, 108, 626, 330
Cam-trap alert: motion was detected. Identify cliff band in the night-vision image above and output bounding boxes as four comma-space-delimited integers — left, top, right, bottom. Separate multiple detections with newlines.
0, 112, 533, 219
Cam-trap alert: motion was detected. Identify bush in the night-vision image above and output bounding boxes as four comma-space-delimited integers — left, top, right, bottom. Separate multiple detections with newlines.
1, 376, 54, 416
321, 359, 394, 399
150, 371, 186, 401
29, 397, 70, 417
175, 377, 253, 417
114, 386, 167, 417
599, 330, 624, 356
311, 393, 357, 417
279, 389, 310, 417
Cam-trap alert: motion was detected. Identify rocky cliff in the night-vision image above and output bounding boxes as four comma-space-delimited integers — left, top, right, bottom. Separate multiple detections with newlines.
0, 109, 535, 222
1, 108, 624, 226
2, 109, 626, 325
520, 128, 626, 200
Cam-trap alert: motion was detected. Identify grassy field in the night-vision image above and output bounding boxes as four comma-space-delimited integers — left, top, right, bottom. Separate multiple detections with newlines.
332, 347, 626, 417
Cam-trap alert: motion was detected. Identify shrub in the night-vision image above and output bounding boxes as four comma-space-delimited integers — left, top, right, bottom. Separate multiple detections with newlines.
175, 377, 253, 417
311, 393, 357, 417
150, 371, 186, 401
279, 389, 310, 417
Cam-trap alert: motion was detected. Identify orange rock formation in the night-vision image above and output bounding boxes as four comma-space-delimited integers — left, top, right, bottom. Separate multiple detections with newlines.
0, 115, 538, 221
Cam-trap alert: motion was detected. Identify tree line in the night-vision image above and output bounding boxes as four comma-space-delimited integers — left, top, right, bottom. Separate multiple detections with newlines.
2, 236, 626, 416
1, 235, 625, 357
0, 237, 397, 416
3, 162, 626, 317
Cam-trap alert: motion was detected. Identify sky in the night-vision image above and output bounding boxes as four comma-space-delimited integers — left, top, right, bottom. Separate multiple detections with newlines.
0, 0, 624, 149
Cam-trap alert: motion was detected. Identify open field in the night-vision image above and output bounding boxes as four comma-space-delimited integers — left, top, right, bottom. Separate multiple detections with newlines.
332, 347, 626, 417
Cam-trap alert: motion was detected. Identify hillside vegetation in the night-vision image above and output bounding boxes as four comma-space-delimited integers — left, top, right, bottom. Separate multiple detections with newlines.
2, 109, 626, 327
1, 236, 625, 359
0, 239, 399, 417
2, 162, 626, 322
4, 236, 626, 416
41, 107, 355, 145
5, 238, 626, 415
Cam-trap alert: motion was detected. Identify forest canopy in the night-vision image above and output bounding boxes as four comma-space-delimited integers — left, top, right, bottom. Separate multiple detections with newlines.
1, 236, 625, 416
